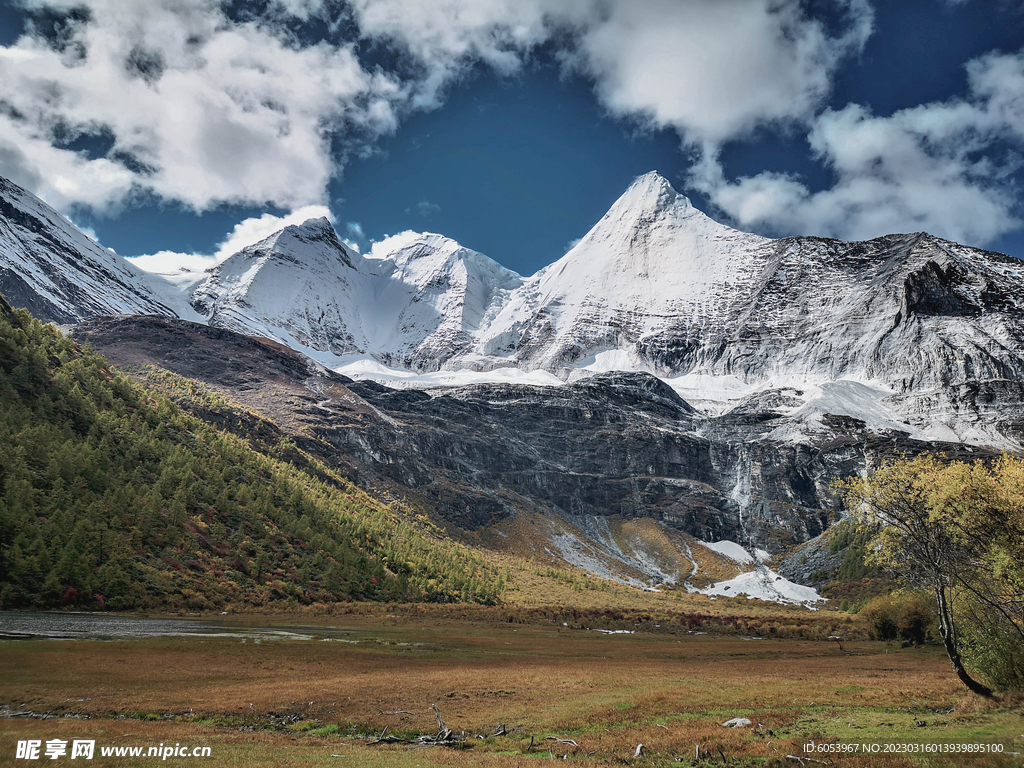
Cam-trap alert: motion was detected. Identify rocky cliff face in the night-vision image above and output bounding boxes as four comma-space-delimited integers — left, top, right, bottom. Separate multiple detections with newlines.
75, 315, 995, 559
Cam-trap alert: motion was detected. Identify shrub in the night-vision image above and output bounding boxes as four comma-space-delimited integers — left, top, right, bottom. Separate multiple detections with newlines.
859, 592, 936, 645
895, 593, 935, 646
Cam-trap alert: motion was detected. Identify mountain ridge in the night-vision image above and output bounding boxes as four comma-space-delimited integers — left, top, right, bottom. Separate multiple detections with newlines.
4, 171, 1024, 450
0, 176, 180, 323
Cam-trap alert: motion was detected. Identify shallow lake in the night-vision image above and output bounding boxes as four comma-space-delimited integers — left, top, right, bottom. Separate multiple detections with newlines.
0, 611, 366, 641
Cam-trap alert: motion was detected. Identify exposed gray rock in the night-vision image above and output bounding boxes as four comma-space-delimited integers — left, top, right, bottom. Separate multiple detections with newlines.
75, 315, 996, 553
722, 718, 752, 728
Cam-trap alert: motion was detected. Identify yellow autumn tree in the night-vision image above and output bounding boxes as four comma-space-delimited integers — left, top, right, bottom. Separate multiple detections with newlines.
840, 454, 1024, 697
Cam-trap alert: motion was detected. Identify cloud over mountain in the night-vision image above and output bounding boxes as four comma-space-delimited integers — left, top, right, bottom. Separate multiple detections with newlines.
0, 0, 403, 212
0, 0, 1020, 253
692, 49, 1024, 246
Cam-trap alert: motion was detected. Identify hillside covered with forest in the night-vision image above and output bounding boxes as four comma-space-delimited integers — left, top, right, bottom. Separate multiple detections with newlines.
0, 297, 501, 610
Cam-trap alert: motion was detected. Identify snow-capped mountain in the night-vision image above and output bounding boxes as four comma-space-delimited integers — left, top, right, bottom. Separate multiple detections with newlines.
191, 217, 364, 355
358, 232, 523, 371
188, 170, 1024, 410
5, 170, 1024, 447
189, 222, 522, 368
474, 171, 774, 372
0, 176, 178, 323
471, 172, 1024, 395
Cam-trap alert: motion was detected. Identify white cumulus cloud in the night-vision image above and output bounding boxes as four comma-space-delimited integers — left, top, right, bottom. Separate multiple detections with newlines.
563, 0, 873, 145
0, 0, 876, 223
366, 229, 422, 259
349, 0, 873, 144
0, 0, 403, 212
692, 50, 1024, 246
2, 0, 1019, 254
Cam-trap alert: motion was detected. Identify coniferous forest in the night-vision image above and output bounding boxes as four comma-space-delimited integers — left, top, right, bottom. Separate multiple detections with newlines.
0, 297, 501, 610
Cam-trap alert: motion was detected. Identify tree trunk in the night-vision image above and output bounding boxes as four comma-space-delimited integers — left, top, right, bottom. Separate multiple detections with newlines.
935, 585, 994, 698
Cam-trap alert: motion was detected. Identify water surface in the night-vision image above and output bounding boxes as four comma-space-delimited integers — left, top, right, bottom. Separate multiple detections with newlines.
0, 611, 353, 641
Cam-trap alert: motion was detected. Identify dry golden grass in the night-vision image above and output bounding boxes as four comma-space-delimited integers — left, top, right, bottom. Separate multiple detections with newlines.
473, 510, 748, 592
1, 613, 1020, 767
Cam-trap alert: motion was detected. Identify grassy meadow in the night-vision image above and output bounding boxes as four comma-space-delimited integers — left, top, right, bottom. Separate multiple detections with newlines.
1, 604, 1021, 767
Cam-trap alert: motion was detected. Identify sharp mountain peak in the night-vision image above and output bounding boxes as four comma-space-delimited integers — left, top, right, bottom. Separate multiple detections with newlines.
245, 215, 356, 271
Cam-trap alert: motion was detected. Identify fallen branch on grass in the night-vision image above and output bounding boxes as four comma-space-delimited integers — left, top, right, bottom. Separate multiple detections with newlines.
415, 732, 463, 746
545, 737, 580, 748
432, 704, 446, 733
367, 726, 410, 745
366, 707, 465, 748
786, 755, 825, 765
411, 705, 463, 747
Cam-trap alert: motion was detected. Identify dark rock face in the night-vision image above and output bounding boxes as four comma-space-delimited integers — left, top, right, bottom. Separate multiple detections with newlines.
75, 316, 996, 552
0, 267, 77, 324
347, 372, 738, 535
74, 314, 327, 389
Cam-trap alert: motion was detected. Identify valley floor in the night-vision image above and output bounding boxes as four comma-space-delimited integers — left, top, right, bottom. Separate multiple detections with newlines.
0, 610, 1020, 767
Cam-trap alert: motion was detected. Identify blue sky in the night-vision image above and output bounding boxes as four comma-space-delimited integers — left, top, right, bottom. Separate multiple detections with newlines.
0, 0, 1022, 277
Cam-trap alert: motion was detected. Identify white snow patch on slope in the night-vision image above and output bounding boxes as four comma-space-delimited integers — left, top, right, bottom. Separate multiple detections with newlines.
700, 567, 824, 606
139, 272, 208, 322
332, 355, 563, 389
698, 540, 755, 564
661, 374, 761, 415
763, 379, 1016, 447
577, 348, 646, 373
786, 380, 917, 435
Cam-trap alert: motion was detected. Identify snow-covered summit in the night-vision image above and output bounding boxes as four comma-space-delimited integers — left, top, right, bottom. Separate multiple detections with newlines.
474, 171, 773, 372
189, 215, 362, 354
354, 231, 523, 369
187, 224, 523, 369
371, 232, 521, 292
267, 217, 357, 270
0, 176, 179, 323
611, 170, 690, 215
